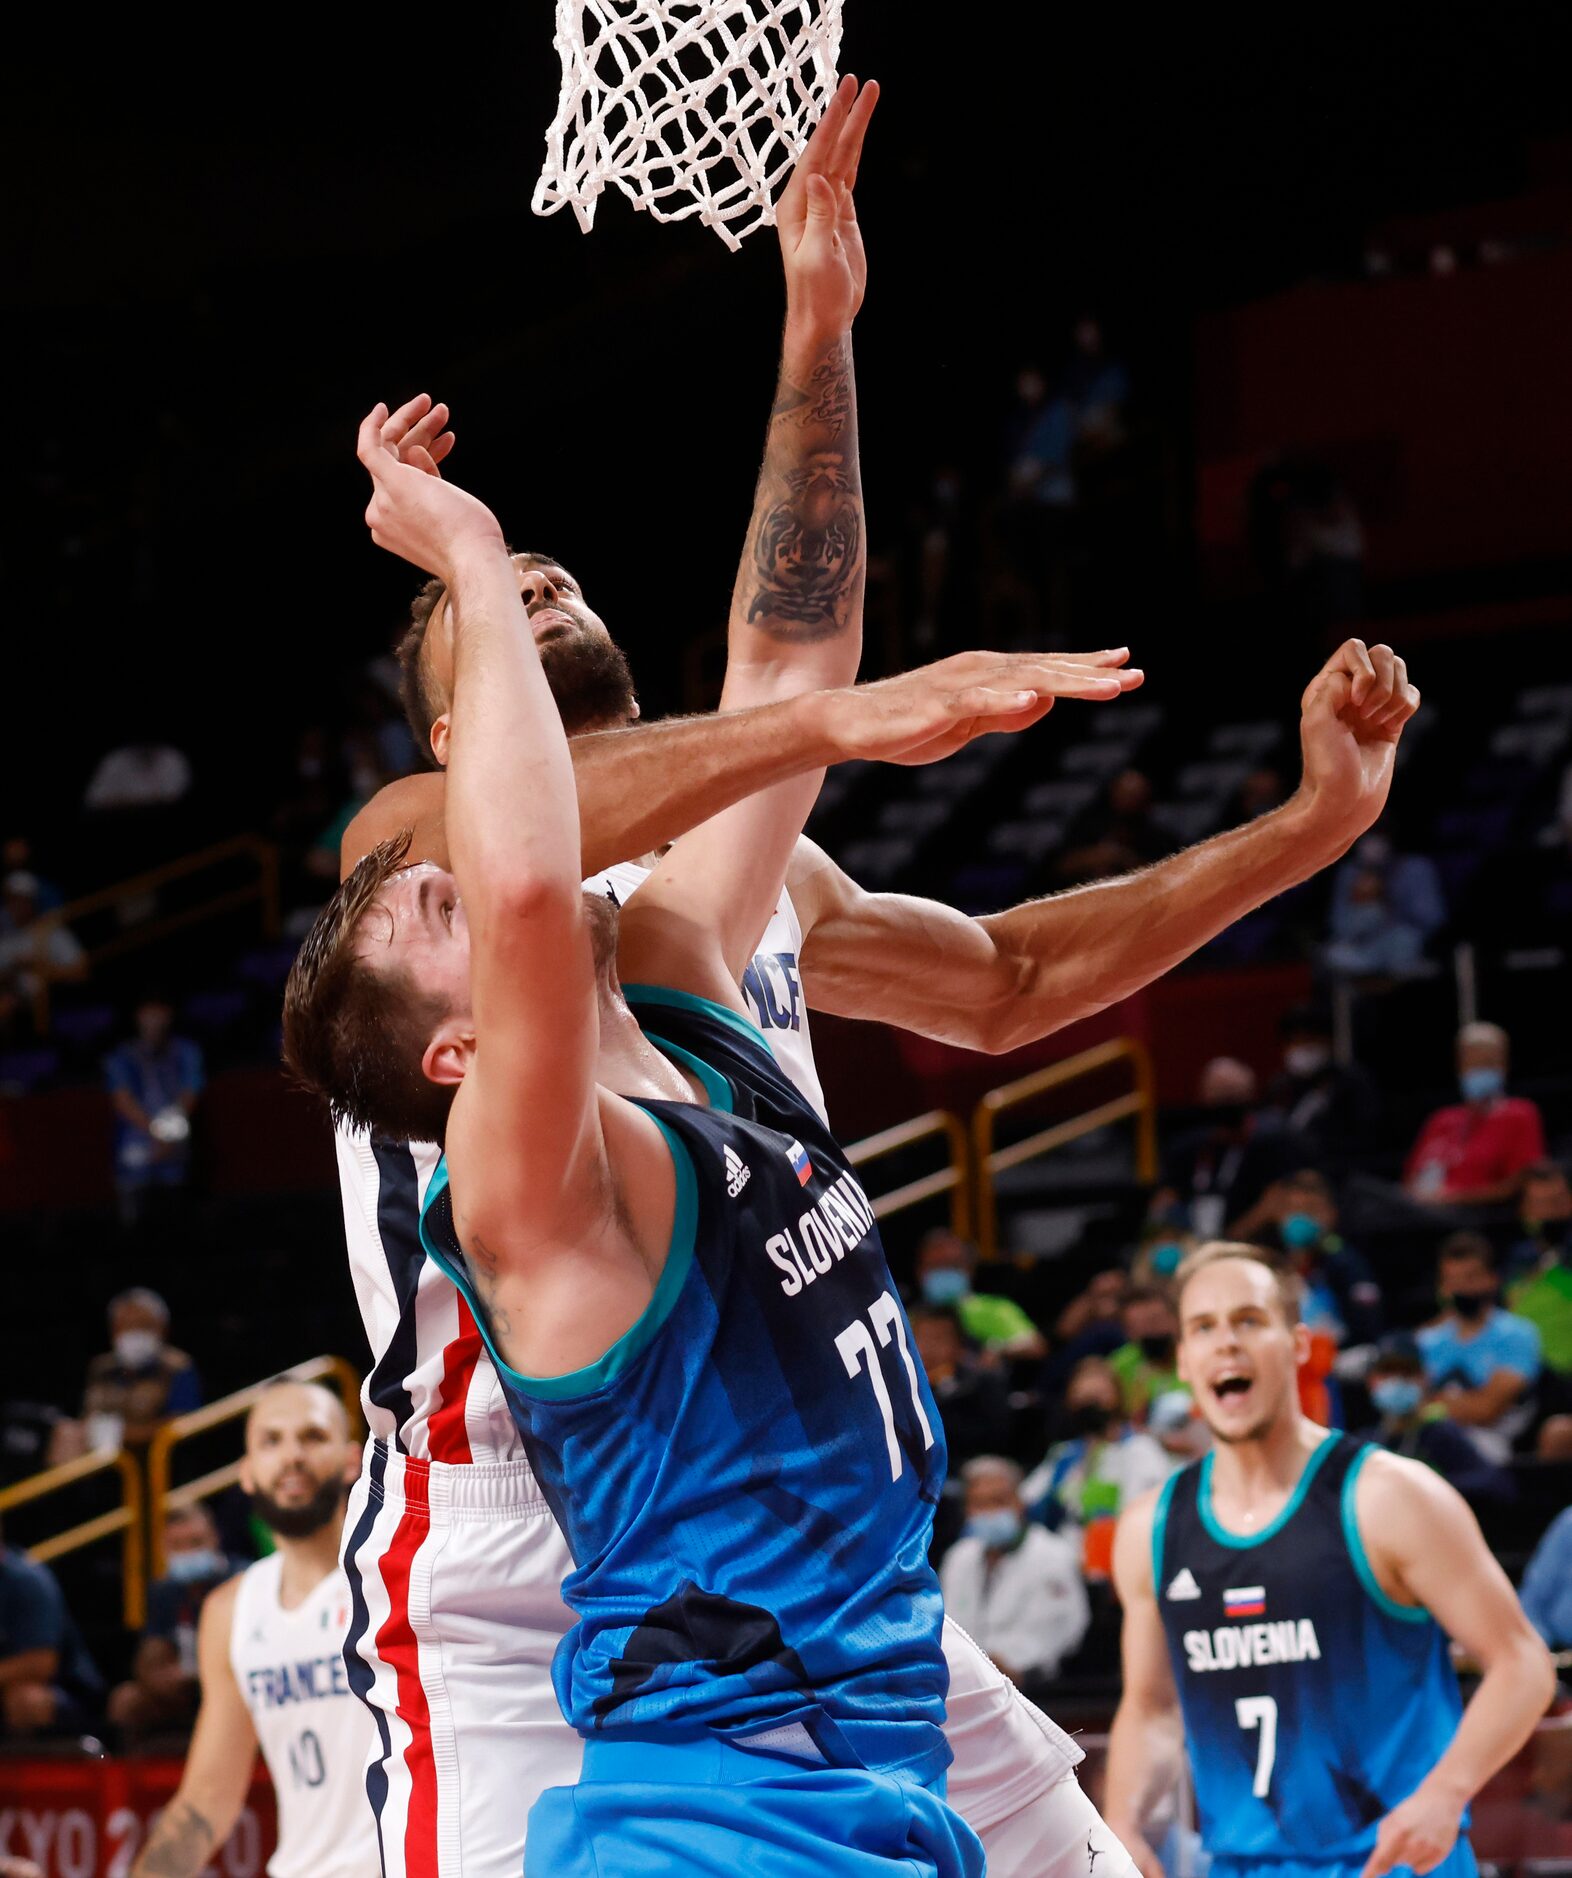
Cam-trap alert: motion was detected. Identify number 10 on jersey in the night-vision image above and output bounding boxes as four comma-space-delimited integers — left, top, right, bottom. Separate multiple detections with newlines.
836, 1290, 936, 1481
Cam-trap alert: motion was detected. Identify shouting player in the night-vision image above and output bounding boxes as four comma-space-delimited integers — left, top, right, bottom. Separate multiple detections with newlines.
131, 1381, 373, 1878
1105, 1243, 1555, 1878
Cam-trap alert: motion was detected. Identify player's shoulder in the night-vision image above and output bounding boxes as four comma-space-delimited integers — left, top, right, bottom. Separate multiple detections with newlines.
1352, 1442, 1466, 1527
1111, 1478, 1168, 1597
198, 1568, 245, 1641
341, 771, 445, 876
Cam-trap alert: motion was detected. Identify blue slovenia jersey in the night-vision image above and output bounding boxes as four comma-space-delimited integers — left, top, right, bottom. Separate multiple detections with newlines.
1154, 1434, 1465, 1862
419, 987, 950, 1782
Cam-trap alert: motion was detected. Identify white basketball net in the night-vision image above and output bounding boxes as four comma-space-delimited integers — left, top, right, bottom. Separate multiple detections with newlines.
532, 2, 845, 251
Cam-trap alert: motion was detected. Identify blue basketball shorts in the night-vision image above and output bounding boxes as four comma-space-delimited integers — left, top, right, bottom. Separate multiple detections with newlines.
1210, 1838, 1478, 1878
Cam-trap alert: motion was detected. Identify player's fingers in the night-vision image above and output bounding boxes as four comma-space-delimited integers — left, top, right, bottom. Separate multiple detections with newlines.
427, 430, 457, 468
1362, 642, 1397, 715
356, 403, 392, 470
381, 392, 433, 447
1340, 636, 1377, 707
1050, 646, 1132, 667
1309, 667, 1354, 719
799, 73, 855, 172
1373, 654, 1411, 725
836, 77, 880, 188
401, 400, 451, 456
1357, 1828, 1398, 1878
406, 446, 440, 477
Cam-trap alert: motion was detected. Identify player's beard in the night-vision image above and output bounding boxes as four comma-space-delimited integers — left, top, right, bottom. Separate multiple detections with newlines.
540, 627, 637, 734
252, 1475, 346, 1540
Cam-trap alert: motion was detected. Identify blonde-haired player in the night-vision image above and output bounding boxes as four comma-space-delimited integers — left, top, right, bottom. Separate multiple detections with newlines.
132, 1382, 374, 1878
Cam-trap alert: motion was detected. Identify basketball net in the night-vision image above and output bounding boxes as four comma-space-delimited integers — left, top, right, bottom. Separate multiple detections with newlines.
532, 2, 844, 251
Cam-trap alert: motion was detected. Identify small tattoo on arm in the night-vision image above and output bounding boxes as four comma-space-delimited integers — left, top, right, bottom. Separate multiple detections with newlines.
136, 1800, 215, 1878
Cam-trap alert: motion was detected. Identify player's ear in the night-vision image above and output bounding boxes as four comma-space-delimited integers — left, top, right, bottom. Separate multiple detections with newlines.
628, 698, 641, 723
1292, 1320, 1313, 1370
239, 1455, 255, 1497
423, 1019, 474, 1090
430, 712, 452, 767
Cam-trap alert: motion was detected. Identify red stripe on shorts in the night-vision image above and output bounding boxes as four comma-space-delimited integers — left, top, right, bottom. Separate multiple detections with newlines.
426, 1298, 482, 1464
373, 1461, 439, 1877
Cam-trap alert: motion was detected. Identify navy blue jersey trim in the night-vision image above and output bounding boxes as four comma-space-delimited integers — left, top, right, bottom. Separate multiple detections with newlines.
1342, 1443, 1431, 1624
340, 1443, 393, 1868
419, 1121, 699, 1401
364, 1140, 423, 1447
1151, 1468, 1181, 1587
1197, 1430, 1338, 1550
623, 983, 778, 1062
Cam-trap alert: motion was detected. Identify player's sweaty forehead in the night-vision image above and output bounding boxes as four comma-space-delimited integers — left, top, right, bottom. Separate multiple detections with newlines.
1179, 1257, 1288, 1333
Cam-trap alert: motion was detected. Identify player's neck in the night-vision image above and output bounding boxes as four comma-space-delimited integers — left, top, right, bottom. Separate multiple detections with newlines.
595, 980, 698, 1106
1208, 1412, 1327, 1518
273, 1524, 343, 1610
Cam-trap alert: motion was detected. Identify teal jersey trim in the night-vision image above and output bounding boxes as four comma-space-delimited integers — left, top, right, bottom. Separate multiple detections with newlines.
1197, 1431, 1338, 1550
418, 1115, 699, 1401
1341, 1443, 1431, 1624
1151, 1468, 1181, 1588
644, 1034, 734, 1114
623, 983, 778, 1061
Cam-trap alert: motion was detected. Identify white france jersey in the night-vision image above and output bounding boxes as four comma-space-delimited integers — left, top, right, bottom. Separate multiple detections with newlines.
229, 1555, 378, 1878
335, 868, 821, 1461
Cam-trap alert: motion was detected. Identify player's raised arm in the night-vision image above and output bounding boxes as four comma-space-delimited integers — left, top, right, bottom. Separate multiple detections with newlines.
1105, 1493, 1184, 1878
1355, 1453, 1554, 1878
129, 1578, 257, 1878
788, 638, 1422, 1051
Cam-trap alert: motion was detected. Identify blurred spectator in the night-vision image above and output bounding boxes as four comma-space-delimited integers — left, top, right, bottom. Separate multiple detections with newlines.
81, 1288, 202, 1448
108, 1503, 240, 1741
1108, 1286, 1185, 1424
1156, 1057, 1311, 1237
1248, 454, 1365, 629
1233, 766, 1287, 823
1331, 833, 1445, 946
1323, 858, 1429, 980
1263, 1005, 1379, 1167
911, 1307, 1012, 1469
0, 1402, 86, 1489
105, 993, 204, 1218
1055, 769, 1169, 886
304, 733, 397, 885
0, 1535, 102, 1738
83, 738, 192, 811
1405, 1023, 1546, 1206
0, 838, 60, 910
1507, 1163, 1572, 1373
1418, 1234, 1541, 1462
1147, 1387, 1210, 1466
1363, 1333, 1512, 1502
1518, 1505, 1572, 1649
1233, 1171, 1383, 1345
939, 1457, 1089, 1687
0, 872, 87, 1020
1021, 1358, 1173, 1579
914, 1229, 1045, 1358
1053, 1267, 1133, 1353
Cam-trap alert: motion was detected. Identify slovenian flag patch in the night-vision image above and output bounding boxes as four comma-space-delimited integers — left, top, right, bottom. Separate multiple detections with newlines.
1224, 1585, 1267, 1618
785, 1139, 813, 1186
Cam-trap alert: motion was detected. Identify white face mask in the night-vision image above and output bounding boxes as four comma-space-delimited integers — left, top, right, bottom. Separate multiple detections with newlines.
114, 1329, 161, 1369
1284, 1043, 1330, 1078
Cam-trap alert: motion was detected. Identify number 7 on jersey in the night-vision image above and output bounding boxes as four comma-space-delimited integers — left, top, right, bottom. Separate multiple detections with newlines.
836, 1290, 936, 1481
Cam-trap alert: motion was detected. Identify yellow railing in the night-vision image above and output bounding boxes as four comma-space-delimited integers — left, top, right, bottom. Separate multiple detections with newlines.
846, 1109, 970, 1238
146, 1357, 362, 1581
0, 1447, 146, 1629
971, 1038, 1157, 1261
34, 835, 280, 1029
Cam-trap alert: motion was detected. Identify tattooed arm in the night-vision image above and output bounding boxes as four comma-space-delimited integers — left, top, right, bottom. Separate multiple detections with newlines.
722, 75, 877, 703
132, 1578, 256, 1877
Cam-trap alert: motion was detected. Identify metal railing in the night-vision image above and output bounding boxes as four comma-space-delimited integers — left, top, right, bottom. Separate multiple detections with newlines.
0, 1447, 146, 1629
846, 1109, 971, 1237
34, 835, 280, 1029
145, 1357, 361, 1581
971, 1037, 1157, 1260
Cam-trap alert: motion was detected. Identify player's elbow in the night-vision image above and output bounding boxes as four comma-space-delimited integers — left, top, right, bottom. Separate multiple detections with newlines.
973, 954, 1110, 1055
1514, 1629, 1559, 1718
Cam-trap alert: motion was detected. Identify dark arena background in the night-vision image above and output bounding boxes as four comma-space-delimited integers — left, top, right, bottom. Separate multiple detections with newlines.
3, 7, 1571, 1874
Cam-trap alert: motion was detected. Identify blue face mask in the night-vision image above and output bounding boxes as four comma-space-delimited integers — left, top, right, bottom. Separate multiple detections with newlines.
1459, 1067, 1504, 1104
166, 1548, 225, 1584
922, 1269, 969, 1307
1370, 1378, 1423, 1420
1149, 1241, 1183, 1276
1280, 1211, 1323, 1252
966, 1509, 1022, 1550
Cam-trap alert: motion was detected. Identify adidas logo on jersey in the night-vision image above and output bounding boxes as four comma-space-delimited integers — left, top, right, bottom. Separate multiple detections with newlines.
724, 1145, 752, 1198
1166, 1568, 1202, 1601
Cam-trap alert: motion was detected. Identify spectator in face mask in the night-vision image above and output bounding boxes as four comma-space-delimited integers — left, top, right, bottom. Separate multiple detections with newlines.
1405, 1022, 1546, 1207
106, 1503, 242, 1741
939, 1457, 1089, 1688
913, 1229, 1046, 1359
910, 1307, 1012, 1471
1233, 1170, 1383, 1346
81, 1289, 202, 1448
1154, 1057, 1312, 1239
1508, 1163, 1572, 1373
1107, 1286, 1187, 1424
1418, 1234, 1541, 1462
1021, 1359, 1173, 1578
104, 993, 204, 1223
1362, 1333, 1512, 1504
1263, 1006, 1379, 1168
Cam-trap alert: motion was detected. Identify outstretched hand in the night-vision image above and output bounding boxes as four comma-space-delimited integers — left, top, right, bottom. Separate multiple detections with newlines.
356, 395, 503, 581
1358, 1782, 1465, 1878
1296, 637, 1420, 845
823, 647, 1143, 767
775, 74, 878, 344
